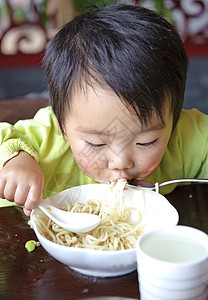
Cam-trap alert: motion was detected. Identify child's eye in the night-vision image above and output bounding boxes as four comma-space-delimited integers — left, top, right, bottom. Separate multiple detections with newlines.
86, 142, 106, 148
136, 139, 158, 147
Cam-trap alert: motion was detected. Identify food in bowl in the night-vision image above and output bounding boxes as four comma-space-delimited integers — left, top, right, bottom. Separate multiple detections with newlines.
33, 179, 144, 251
31, 180, 179, 277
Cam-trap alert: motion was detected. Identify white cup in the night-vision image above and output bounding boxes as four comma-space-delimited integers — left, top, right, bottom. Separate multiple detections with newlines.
136, 225, 208, 300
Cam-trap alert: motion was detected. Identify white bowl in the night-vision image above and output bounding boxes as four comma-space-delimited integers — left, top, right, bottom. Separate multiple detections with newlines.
30, 184, 179, 277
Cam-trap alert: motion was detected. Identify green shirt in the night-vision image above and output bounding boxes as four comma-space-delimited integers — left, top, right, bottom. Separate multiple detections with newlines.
0, 106, 207, 207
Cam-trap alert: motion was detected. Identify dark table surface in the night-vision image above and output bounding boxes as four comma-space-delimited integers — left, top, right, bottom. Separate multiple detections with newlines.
0, 183, 208, 300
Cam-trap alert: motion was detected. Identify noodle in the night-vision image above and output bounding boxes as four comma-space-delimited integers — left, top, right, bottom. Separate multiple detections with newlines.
33, 179, 144, 251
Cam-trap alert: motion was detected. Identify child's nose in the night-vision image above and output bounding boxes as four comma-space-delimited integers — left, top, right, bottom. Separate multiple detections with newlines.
108, 151, 134, 170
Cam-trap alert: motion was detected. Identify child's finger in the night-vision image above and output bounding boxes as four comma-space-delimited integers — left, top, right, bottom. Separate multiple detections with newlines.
0, 178, 6, 199
14, 184, 30, 207
23, 207, 32, 216
24, 184, 43, 212
3, 181, 17, 202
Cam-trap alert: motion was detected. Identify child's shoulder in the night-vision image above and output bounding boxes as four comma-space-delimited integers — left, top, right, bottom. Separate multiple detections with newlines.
171, 109, 208, 147
178, 109, 208, 130
180, 108, 208, 119
32, 105, 56, 124
14, 106, 58, 133
33, 105, 54, 117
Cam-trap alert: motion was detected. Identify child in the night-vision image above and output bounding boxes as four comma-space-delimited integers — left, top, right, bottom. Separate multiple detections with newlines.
0, 2, 207, 216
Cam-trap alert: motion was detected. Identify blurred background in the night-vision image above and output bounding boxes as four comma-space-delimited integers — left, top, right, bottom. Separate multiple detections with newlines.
0, 0, 207, 113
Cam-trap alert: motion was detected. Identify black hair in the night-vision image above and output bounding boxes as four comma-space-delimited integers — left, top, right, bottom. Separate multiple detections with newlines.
44, 2, 188, 133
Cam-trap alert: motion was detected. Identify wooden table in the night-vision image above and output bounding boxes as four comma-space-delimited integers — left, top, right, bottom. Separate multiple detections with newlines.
0, 184, 208, 300
0, 98, 49, 124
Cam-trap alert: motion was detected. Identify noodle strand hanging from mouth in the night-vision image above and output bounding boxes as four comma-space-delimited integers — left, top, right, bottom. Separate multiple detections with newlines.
33, 179, 144, 251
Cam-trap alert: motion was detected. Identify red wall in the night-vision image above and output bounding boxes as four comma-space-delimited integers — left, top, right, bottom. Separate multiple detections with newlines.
0, 0, 207, 68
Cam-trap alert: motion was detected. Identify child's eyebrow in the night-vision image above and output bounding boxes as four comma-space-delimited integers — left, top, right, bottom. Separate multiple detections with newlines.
140, 123, 166, 133
77, 127, 120, 136
77, 123, 165, 135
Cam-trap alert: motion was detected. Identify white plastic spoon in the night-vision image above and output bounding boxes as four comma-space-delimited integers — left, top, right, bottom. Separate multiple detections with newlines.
38, 199, 100, 233
126, 178, 208, 191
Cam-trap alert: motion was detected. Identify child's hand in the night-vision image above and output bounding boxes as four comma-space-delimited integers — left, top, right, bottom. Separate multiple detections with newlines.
0, 151, 44, 216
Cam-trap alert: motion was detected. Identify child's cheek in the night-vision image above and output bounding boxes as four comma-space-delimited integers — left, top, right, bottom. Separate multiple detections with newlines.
76, 151, 106, 179
139, 154, 162, 178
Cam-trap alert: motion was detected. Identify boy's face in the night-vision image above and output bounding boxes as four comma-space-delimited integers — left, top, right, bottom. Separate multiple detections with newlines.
64, 84, 173, 184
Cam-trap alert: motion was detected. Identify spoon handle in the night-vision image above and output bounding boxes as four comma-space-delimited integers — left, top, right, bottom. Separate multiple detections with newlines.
126, 178, 208, 191
159, 178, 208, 187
